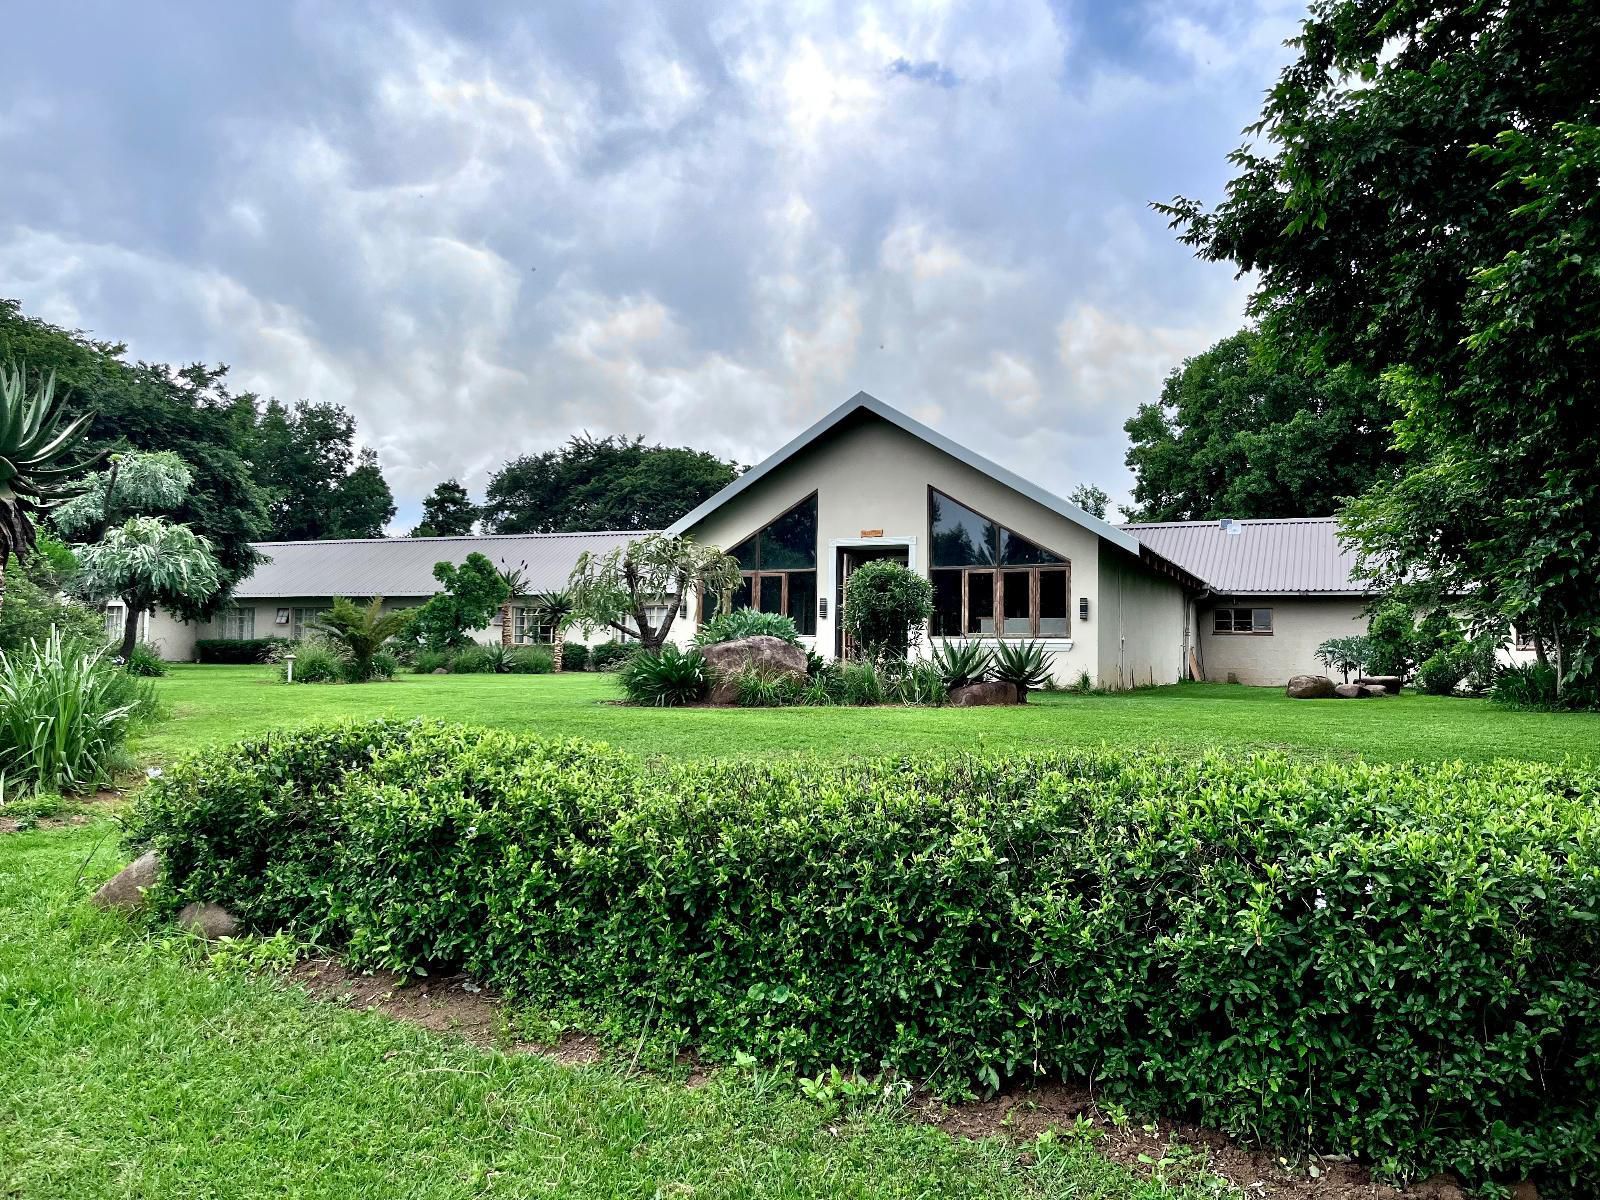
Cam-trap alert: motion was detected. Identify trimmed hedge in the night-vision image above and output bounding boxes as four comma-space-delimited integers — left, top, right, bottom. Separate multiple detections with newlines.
129, 722, 1600, 1194
195, 637, 289, 664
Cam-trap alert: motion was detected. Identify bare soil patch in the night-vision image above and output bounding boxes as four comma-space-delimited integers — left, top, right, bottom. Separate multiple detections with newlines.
0, 789, 126, 835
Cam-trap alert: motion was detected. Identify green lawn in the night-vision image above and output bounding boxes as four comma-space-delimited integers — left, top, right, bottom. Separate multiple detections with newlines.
135, 663, 1600, 766
0, 824, 1219, 1199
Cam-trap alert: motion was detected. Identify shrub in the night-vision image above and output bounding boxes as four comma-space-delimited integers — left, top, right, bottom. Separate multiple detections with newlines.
991, 639, 1051, 699
1314, 634, 1370, 683
694, 608, 801, 647
484, 644, 514, 674
123, 641, 168, 677
886, 658, 946, 706
1414, 639, 1490, 696
344, 650, 398, 684
195, 638, 289, 665
0, 630, 157, 795
730, 666, 805, 707
619, 644, 707, 706
560, 642, 590, 672
1492, 662, 1561, 709
1365, 601, 1417, 677
412, 649, 450, 674
0, 555, 105, 654
277, 642, 343, 684
838, 659, 884, 706
310, 596, 416, 683
133, 725, 1600, 1193
447, 645, 495, 675
588, 641, 634, 672
507, 647, 554, 674
931, 640, 992, 689
842, 560, 932, 658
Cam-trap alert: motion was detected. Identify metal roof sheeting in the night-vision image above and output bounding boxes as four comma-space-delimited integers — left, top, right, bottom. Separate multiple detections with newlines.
233, 531, 644, 599
1121, 518, 1366, 596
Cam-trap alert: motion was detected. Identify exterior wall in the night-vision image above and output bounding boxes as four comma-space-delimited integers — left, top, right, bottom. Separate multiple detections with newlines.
683, 413, 1187, 687
1197, 595, 1365, 686
1096, 544, 1187, 690
102, 603, 200, 661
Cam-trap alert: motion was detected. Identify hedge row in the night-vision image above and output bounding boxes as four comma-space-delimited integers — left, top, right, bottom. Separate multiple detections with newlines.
127, 722, 1600, 1194
194, 637, 289, 664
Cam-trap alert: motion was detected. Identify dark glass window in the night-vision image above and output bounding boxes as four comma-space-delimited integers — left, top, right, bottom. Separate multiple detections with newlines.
759, 496, 817, 569
732, 537, 758, 571
732, 576, 753, 612
759, 574, 784, 613
999, 528, 1063, 565
931, 570, 962, 637
966, 572, 995, 635
930, 492, 998, 566
706, 495, 819, 635
1038, 569, 1068, 635
1214, 607, 1273, 634
1002, 572, 1031, 635
785, 571, 817, 636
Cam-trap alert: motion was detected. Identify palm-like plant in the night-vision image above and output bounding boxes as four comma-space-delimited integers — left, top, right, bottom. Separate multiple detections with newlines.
0, 364, 105, 617
496, 558, 529, 649
529, 589, 578, 671
310, 596, 416, 682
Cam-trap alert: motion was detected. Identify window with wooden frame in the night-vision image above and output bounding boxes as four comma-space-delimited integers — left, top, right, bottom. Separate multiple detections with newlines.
702, 494, 818, 635
928, 489, 1070, 638
1213, 607, 1273, 634
512, 607, 554, 645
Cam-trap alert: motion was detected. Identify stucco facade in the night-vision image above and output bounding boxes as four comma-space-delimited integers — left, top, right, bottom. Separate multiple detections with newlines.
1195, 595, 1366, 686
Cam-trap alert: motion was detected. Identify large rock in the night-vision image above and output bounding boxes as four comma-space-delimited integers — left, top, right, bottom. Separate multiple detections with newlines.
177, 902, 240, 940
91, 850, 161, 910
949, 681, 1020, 707
699, 635, 810, 705
1333, 683, 1365, 699
1285, 674, 1337, 700
1360, 684, 1391, 698
1354, 675, 1403, 694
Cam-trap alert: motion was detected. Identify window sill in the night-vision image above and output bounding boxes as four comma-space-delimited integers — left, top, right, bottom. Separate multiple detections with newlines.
1211, 631, 1274, 637
935, 636, 1075, 650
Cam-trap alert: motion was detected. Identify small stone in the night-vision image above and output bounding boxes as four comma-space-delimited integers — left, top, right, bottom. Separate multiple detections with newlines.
948, 681, 1021, 706
1285, 674, 1337, 699
92, 850, 161, 910
176, 902, 240, 940
432, 667, 450, 675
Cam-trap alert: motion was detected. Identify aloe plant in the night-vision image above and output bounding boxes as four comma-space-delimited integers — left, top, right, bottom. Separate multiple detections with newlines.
931, 639, 993, 689
992, 639, 1052, 701
0, 363, 104, 618
529, 589, 578, 671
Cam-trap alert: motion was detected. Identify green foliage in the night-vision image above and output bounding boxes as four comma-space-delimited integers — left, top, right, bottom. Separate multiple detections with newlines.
357, 651, 399, 683
408, 478, 477, 537
506, 646, 554, 675
51, 449, 195, 541
0, 361, 103, 579
527, 590, 579, 669
194, 638, 288, 665
842, 560, 933, 658
1492, 663, 1563, 711
251, 400, 394, 540
123, 642, 167, 677
75, 516, 225, 658
1364, 603, 1418, 678
619, 644, 707, 706
569, 534, 741, 652
309, 597, 415, 684
446, 645, 495, 675
413, 552, 509, 652
559, 642, 589, 672
482, 433, 739, 534
277, 642, 344, 685
694, 607, 802, 647
731, 666, 805, 707
1123, 330, 1391, 521
135, 722, 1600, 1193
931, 640, 993, 689
1314, 635, 1370, 684
587, 641, 634, 672
0, 552, 103, 653
1066, 483, 1110, 520
838, 659, 885, 706
410, 649, 450, 675
991, 640, 1051, 699
885, 658, 946, 706
0, 628, 156, 795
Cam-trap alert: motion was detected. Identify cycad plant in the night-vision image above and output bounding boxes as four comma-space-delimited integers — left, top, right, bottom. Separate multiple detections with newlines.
530, 589, 578, 671
0, 364, 104, 618
310, 596, 416, 682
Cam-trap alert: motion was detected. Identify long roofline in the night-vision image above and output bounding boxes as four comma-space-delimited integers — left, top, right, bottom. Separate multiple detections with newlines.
251, 529, 649, 550
666, 391, 1145, 556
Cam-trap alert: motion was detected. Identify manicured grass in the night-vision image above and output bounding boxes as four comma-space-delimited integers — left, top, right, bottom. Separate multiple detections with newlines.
135, 664, 1600, 765
0, 823, 1216, 1199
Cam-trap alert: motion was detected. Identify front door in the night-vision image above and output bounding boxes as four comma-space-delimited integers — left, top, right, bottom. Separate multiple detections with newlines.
835, 544, 910, 659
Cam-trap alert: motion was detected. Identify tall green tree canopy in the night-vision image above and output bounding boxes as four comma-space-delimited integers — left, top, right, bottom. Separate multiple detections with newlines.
1159, 0, 1600, 689
410, 479, 477, 537
413, 552, 510, 652
251, 400, 395, 540
1124, 330, 1394, 521
483, 434, 740, 533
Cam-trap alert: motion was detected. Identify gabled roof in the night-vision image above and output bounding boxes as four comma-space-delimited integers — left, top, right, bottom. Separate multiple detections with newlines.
667, 391, 1145, 556
1121, 517, 1366, 596
233, 530, 642, 599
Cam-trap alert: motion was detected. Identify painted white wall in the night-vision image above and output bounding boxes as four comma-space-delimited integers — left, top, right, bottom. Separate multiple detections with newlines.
1197, 596, 1366, 686
1097, 543, 1187, 690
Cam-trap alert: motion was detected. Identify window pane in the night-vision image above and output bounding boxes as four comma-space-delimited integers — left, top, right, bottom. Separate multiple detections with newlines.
931, 570, 962, 638
1252, 608, 1273, 633
759, 496, 817, 570
931, 491, 998, 567
1038, 570, 1068, 635
733, 575, 753, 612
786, 571, 817, 635
1003, 572, 1031, 634
1213, 609, 1232, 633
759, 574, 784, 613
966, 571, 995, 635
999, 529, 1063, 566
732, 537, 758, 571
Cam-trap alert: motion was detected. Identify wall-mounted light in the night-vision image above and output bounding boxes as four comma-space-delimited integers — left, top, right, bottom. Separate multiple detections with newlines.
819, 598, 829, 619
1078, 597, 1090, 621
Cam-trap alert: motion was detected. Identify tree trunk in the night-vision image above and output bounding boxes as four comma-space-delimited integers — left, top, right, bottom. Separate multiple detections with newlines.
1533, 632, 1549, 669
0, 556, 6, 622
119, 603, 141, 662
552, 636, 565, 672
501, 601, 514, 648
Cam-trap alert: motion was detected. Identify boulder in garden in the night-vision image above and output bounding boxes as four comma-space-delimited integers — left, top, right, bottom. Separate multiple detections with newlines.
949, 681, 1020, 706
177, 902, 241, 940
1285, 674, 1337, 699
699, 635, 810, 705
92, 850, 161, 910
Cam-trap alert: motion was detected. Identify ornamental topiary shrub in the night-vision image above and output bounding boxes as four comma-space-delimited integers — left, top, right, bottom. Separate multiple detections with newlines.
195, 638, 290, 665
694, 608, 801, 647
842, 560, 932, 658
132, 724, 1600, 1195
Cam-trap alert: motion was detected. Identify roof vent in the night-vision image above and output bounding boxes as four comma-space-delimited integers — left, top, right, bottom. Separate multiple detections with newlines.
1219, 519, 1242, 535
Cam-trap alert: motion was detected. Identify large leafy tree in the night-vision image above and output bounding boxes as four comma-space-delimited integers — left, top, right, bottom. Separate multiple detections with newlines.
1159, 0, 1600, 691
413, 552, 510, 652
1124, 330, 1394, 521
483, 435, 739, 533
411, 479, 477, 538
568, 534, 741, 652
251, 400, 395, 540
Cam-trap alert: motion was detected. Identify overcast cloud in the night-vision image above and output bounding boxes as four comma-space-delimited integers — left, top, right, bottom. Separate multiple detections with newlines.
1, 1, 1301, 529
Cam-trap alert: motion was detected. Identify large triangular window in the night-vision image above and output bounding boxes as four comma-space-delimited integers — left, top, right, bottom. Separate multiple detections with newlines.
928, 489, 1070, 638
706, 494, 818, 635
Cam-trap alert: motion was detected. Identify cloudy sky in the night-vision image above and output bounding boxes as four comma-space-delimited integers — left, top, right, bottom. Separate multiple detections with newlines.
3, 1, 1301, 529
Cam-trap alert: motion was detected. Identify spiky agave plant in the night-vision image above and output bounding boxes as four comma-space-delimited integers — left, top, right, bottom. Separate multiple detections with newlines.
0, 364, 104, 616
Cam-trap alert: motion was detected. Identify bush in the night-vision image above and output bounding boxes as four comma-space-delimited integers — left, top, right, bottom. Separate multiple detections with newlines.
0, 629, 158, 795
277, 642, 344, 684
1314, 634, 1370, 683
134, 724, 1600, 1193
121, 641, 167, 677
885, 658, 946, 706
0, 555, 105, 654
412, 649, 450, 674
991, 639, 1051, 699
447, 645, 495, 675
345, 650, 398, 684
1414, 642, 1478, 696
730, 666, 805, 707
588, 641, 635, 672
195, 638, 290, 665
1492, 662, 1561, 709
694, 608, 802, 647
842, 560, 933, 658
620, 644, 707, 706
560, 642, 589, 672
507, 647, 554, 674
1366, 601, 1417, 677
838, 659, 884, 706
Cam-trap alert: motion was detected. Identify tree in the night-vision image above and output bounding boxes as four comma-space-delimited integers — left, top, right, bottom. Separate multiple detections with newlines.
568, 534, 741, 651
251, 400, 395, 540
842, 559, 933, 659
413, 552, 510, 652
75, 517, 223, 661
310, 596, 416, 682
1158, 1, 1600, 693
0, 363, 103, 618
483, 435, 740, 533
1123, 330, 1394, 521
529, 590, 577, 671
1068, 484, 1111, 520
411, 479, 477, 538
494, 559, 528, 649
